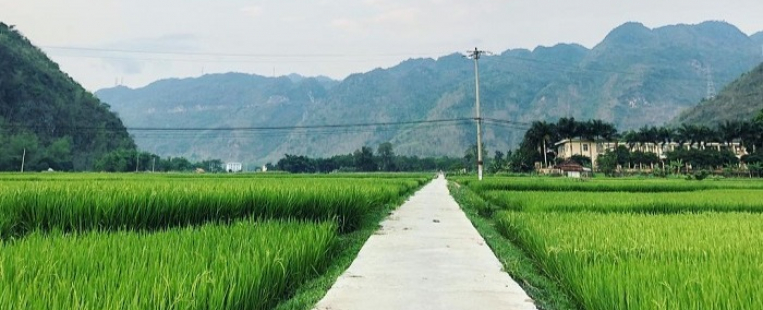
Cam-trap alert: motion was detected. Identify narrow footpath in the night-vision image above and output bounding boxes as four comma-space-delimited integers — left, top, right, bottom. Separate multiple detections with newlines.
313, 176, 537, 310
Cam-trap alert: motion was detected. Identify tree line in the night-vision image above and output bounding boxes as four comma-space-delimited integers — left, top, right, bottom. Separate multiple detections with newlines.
507, 109, 763, 176
274, 142, 463, 173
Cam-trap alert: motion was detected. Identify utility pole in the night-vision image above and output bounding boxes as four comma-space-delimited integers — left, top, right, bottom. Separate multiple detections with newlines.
20, 148, 26, 172
467, 47, 487, 180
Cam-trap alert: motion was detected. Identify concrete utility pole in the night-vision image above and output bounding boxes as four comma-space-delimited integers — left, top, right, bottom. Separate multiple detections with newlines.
467, 47, 487, 180
20, 148, 26, 172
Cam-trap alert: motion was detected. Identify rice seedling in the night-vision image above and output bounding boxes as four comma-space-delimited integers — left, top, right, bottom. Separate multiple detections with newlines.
481, 189, 763, 213
496, 212, 763, 310
0, 219, 337, 310
0, 176, 426, 238
458, 176, 763, 193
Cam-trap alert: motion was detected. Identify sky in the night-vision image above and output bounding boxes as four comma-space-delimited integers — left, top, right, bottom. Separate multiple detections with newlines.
2, 0, 762, 91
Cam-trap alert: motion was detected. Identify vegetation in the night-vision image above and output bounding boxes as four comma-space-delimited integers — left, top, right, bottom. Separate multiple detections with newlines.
511, 109, 763, 176
497, 212, 763, 310
0, 220, 336, 310
448, 183, 577, 310
0, 173, 428, 309
274, 142, 463, 173
0, 23, 135, 171
676, 62, 763, 125
0, 174, 426, 238
460, 177, 763, 193
454, 175, 763, 310
482, 189, 763, 213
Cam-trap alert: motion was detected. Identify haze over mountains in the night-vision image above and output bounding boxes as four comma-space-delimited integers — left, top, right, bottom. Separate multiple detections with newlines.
97, 21, 763, 165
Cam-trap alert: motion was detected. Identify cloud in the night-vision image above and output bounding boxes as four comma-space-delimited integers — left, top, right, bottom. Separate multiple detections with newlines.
241, 6, 263, 18
331, 18, 363, 32
373, 7, 418, 24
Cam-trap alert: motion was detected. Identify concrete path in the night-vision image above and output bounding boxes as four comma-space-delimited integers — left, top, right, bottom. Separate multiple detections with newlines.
313, 176, 537, 310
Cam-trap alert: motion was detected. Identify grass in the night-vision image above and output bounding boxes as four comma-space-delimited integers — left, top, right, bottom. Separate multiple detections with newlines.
0, 173, 431, 310
272, 185, 417, 310
456, 176, 763, 193
448, 182, 577, 310
496, 212, 763, 310
455, 175, 763, 309
0, 176, 427, 238
0, 219, 337, 310
481, 189, 763, 213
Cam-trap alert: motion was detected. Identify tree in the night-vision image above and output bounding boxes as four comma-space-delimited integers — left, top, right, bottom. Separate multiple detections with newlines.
463, 143, 487, 172
377, 142, 396, 172
276, 154, 315, 173
197, 159, 224, 173
596, 151, 619, 176
525, 121, 557, 168
490, 150, 506, 173
353, 146, 377, 172
39, 136, 73, 171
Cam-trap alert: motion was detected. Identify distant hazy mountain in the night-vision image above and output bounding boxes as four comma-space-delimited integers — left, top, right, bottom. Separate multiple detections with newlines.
98, 73, 331, 163
97, 21, 763, 166
675, 62, 763, 124
752, 32, 763, 46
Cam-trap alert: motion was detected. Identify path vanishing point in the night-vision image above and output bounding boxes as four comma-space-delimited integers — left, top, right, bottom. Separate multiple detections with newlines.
314, 175, 537, 310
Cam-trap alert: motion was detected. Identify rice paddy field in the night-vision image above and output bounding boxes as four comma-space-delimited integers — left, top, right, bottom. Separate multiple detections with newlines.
456, 176, 763, 310
0, 173, 429, 310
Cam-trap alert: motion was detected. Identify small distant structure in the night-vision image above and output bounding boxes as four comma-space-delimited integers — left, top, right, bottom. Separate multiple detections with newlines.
261, 165, 268, 172
555, 159, 590, 178
225, 162, 243, 173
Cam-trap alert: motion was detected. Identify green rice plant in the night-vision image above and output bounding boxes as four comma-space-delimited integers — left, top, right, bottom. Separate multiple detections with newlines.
0, 176, 426, 238
496, 212, 763, 310
482, 189, 763, 213
0, 219, 336, 310
458, 177, 763, 193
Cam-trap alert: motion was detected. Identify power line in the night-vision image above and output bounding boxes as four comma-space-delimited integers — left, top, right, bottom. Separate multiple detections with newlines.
40, 45, 433, 59
0, 118, 475, 133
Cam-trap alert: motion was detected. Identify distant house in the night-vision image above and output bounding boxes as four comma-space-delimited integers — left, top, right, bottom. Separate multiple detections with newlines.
555, 139, 749, 169
555, 159, 590, 178
225, 162, 243, 172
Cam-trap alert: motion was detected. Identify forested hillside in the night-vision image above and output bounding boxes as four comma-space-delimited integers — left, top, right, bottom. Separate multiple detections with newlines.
676, 62, 763, 124
98, 21, 763, 166
0, 23, 134, 171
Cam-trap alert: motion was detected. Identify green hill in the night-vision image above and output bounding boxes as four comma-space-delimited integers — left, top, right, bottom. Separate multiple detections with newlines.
97, 21, 763, 165
675, 62, 763, 124
0, 23, 134, 171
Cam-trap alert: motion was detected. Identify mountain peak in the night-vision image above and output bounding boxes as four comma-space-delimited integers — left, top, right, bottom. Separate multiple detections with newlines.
601, 22, 653, 46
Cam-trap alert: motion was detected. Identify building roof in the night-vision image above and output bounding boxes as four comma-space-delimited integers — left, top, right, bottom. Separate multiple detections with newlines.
555, 159, 585, 172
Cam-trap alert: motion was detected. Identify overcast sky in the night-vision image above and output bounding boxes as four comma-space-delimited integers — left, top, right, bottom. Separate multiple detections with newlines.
2, 0, 762, 91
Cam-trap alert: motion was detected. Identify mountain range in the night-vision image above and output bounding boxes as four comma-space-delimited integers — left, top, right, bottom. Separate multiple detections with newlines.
96, 21, 763, 165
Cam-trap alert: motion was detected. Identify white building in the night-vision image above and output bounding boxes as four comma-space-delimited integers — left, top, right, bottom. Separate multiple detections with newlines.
555, 139, 749, 168
225, 162, 243, 172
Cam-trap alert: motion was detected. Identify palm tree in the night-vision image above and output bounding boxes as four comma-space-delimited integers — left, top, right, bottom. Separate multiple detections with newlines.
695, 125, 718, 149
657, 126, 673, 152
527, 121, 556, 168
556, 117, 579, 159
581, 120, 598, 162
622, 130, 638, 152
677, 124, 699, 149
